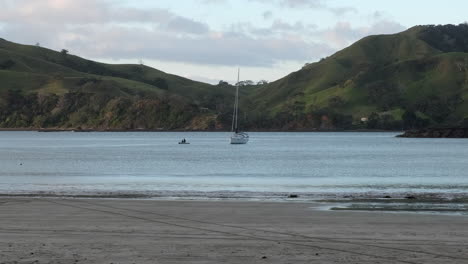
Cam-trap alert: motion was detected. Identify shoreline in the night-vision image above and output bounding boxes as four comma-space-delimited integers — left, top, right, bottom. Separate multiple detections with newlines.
2, 128, 467, 138
1, 190, 467, 199
397, 127, 468, 138
1, 191, 467, 216
0, 128, 402, 133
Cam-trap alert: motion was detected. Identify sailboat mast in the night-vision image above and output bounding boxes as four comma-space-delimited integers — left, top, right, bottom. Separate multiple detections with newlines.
235, 69, 240, 133
231, 68, 240, 133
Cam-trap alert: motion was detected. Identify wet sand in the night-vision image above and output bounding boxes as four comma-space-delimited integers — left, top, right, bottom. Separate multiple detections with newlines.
1, 198, 468, 264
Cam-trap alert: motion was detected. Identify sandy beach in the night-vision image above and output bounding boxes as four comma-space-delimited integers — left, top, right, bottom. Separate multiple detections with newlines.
0, 198, 467, 264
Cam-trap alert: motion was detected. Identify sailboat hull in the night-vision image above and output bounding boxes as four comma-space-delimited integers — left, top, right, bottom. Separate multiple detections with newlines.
230, 132, 249, 144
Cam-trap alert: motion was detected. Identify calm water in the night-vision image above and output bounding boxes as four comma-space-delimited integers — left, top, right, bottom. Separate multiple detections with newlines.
1, 131, 468, 199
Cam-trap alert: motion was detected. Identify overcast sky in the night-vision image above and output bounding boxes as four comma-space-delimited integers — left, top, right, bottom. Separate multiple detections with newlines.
0, 0, 467, 84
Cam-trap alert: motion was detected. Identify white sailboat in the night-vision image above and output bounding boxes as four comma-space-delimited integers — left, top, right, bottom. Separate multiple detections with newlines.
230, 69, 249, 144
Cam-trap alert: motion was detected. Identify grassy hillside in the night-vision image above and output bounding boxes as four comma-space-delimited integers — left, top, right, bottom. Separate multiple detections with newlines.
0, 38, 236, 130
245, 24, 468, 130
2, 24, 468, 131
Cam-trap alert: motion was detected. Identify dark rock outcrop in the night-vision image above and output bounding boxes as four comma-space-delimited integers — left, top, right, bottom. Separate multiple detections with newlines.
397, 128, 468, 138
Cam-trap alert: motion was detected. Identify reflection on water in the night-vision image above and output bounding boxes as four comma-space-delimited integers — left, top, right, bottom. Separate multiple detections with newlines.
329, 202, 468, 215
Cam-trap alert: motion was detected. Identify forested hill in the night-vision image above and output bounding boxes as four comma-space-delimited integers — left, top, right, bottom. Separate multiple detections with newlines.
1, 24, 468, 131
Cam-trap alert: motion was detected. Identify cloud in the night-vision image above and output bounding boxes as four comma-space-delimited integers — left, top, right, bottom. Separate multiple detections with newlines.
62, 25, 332, 67
0, 0, 405, 70
164, 16, 209, 34
199, 0, 228, 4
0, 0, 207, 32
249, 0, 355, 15
329, 7, 357, 16
263, 11, 273, 20
235, 19, 317, 39
279, 0, 325, 8
0, 0, 340, 67
322, 20, 406, 49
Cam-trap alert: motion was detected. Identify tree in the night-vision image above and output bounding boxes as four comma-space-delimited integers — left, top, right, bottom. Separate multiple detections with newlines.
402, 111, 418, 129
218, 80, 229, 86
0, 59, 15, 69
152, 78, 169, 90
60, 49, 69, 55
328, 96, 345, 108
402, 110, 430, 129
236, 80, 254, 86
257, 80, 268, 85
331, 113, 353, 129
367, 112, 380, 129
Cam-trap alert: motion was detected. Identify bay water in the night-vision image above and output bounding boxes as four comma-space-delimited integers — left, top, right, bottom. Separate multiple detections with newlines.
1, 131, 468, 200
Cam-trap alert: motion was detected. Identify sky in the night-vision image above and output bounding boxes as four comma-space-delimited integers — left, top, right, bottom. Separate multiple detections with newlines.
0, 0, 467, 84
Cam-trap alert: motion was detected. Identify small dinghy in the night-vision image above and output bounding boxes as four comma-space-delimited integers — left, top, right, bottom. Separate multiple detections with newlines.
179, 138, 189, 144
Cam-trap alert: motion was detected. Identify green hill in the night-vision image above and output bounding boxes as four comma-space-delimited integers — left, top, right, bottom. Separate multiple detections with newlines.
2, 24, 468, 131
243, 24, 468, 130
0, 38, 236, 130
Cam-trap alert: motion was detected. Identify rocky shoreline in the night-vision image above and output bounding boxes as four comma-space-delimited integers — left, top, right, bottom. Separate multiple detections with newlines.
0, 128, 398, 133
397, 127, 468, 138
